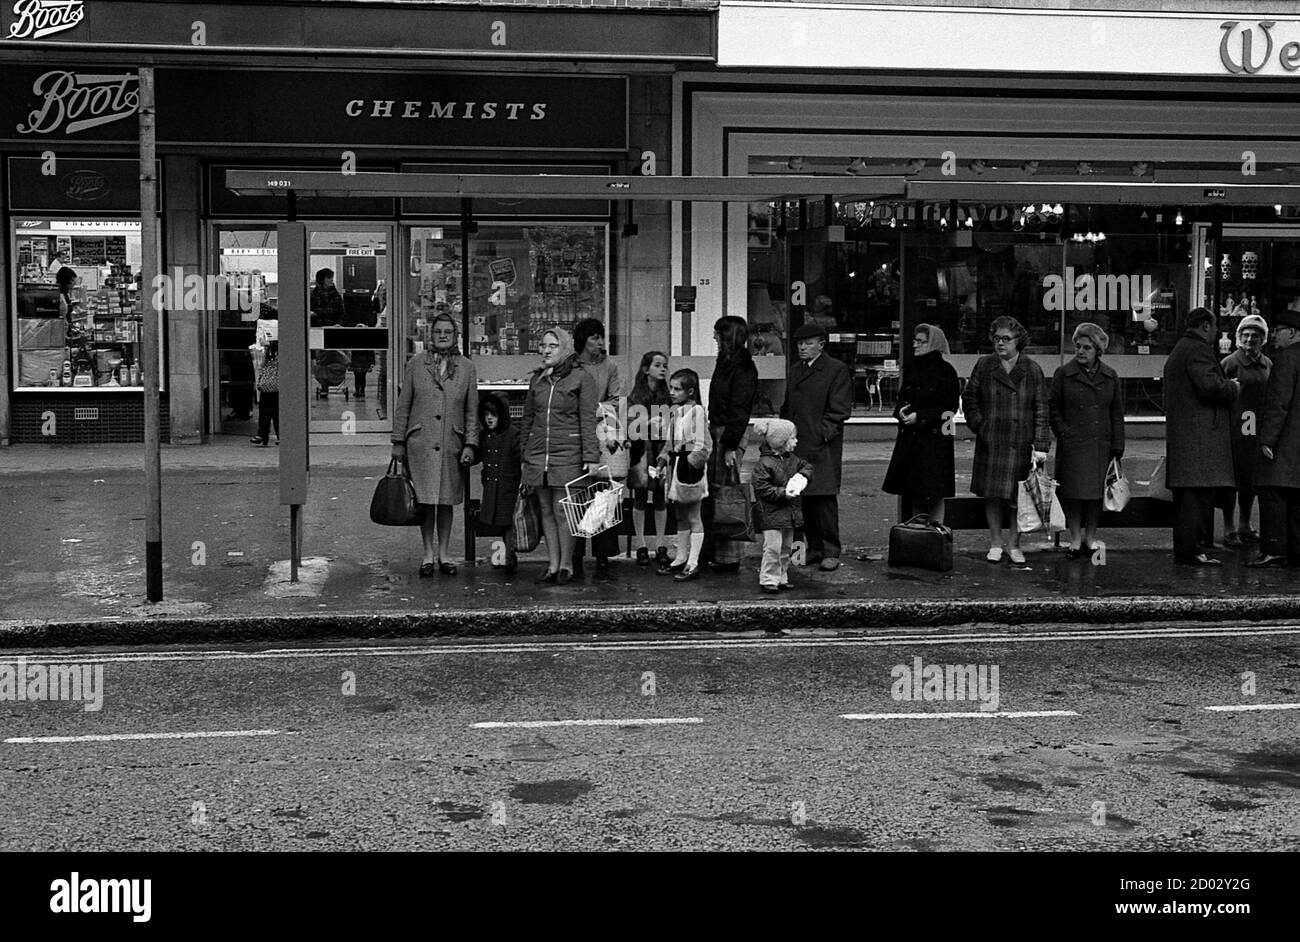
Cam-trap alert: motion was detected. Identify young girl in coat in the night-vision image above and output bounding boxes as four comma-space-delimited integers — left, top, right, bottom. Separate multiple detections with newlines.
656, 368, 711, 582
475, 393, 522, 572
751, 418, 813, 594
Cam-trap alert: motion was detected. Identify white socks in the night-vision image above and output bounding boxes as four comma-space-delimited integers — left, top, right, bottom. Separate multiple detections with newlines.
687, 531, 704, 567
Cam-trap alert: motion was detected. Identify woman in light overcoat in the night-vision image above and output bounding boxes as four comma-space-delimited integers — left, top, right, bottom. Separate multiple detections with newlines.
1050, 322, 1125, 558
961, 315, 1051, 564
390, 312, 480, 577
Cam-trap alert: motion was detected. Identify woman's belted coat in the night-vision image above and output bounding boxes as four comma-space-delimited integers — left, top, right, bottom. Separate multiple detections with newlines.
391, 352, 480, 506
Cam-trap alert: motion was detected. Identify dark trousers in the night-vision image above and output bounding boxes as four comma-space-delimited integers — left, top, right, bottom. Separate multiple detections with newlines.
802, 494, 841, 560
1258, 487, 1300, 561
256, 391, 280, 442
1173, 487, 1215, 559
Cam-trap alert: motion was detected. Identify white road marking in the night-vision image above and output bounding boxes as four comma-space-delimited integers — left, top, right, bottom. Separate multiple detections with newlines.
8, 624, 1300, 663
471, 718, 703, 729
4, 729, 288, 745
841, 710, 1080, 720
1203, 703, 1300, 712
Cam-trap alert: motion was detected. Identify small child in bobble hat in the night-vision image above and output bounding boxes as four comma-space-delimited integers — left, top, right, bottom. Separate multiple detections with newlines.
751, 418, 814, 594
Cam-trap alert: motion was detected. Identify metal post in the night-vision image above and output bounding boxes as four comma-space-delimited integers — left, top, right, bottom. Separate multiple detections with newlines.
460, 198, 474, 563
278, 221, 310, 581
139, 67, 163, 602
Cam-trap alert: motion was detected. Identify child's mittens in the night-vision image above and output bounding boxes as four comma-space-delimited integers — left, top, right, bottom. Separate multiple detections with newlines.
785, 472, 808, 498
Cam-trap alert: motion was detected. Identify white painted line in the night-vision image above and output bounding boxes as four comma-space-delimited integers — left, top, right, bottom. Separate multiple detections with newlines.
4, 729, 288, 745
471, 717, 703, 729
9, 625, 1300, 664
841, 710, 1080, 720
1204, 703, 1300, 712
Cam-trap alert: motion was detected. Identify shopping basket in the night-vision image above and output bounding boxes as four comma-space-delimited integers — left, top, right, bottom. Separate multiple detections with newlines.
559, 467, 625, 538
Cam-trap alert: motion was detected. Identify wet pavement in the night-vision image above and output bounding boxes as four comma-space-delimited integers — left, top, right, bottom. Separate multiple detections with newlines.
2, 435, 1298, 645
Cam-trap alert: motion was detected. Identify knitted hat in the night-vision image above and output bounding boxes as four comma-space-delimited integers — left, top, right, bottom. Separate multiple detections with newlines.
754, 418, 797, 452
1237, 314, 1268, 337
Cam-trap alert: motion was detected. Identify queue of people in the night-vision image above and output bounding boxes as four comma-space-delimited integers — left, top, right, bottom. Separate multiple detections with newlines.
386, 304, 1300, 588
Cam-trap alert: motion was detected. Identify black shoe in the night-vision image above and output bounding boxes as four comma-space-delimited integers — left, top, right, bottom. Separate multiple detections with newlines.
534, 569, 558, 584
761, 585, 780, 595
419, 562, 436, 578
1246, 554, 1287, 569
777, 582, 794, 591
655, 547, 669, 568
673, 564, 701, 582
1064, 547, 1082, 560
1176, 553, 1221, 567
636, 547, 650, 566
439, 561, 457, 576
250, 437, 267, 446
805, 553, 824, 567
657, 562, 686, 576
557, 568, 573, 585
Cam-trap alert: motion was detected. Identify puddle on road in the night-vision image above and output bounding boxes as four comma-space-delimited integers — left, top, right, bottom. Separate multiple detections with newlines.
980, 774, 1044, 794
437, 801, 486, 822
1177, 746, 1300, 790
794, 825, 872, 848
509, 779, 594, 805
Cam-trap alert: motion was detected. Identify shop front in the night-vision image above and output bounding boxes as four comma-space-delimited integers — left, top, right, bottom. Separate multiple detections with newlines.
680, 2, 1300, 429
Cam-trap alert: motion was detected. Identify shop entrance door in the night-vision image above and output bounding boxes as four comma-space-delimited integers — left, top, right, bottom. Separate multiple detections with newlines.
304, 226, 393, 434
1196, 224, 1300, 343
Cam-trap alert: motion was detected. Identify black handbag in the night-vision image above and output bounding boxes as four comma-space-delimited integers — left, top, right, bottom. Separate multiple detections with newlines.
888, 514, 954, 572
711, 464, 757, 543
369, 459, 423, 526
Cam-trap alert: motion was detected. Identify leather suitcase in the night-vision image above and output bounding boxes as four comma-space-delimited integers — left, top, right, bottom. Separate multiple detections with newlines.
888, 515, 954, 572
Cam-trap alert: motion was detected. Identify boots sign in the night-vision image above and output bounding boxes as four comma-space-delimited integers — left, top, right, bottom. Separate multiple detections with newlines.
6, 0, 84, 39
17, 70, 139, 135
1220, 21, 1300, 75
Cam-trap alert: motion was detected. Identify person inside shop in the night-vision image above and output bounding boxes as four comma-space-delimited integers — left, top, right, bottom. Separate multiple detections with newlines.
571, 317, 622, 574
310, 268, 344, 327
806, 295, 838, 332
252, 340, 280, 447
781, 321, 854, 571
48, 250, 69, 279
56, 267, 83, 339
1049, 323, 1124, 559
1163, 306, 1240, 567
390, 312, 480, 578
961, 316, 1052, 566
1247, 308, 1300, 569
373, 280, 389, 421
1220, 315, 1271, 548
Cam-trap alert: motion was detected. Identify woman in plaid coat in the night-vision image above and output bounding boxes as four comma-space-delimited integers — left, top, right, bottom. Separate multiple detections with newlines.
961, 316, 1052, 564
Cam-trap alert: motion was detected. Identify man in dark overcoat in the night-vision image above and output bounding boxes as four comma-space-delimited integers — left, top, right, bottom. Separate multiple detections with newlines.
1163, 307, 1240, 565
1248, 308, 1300, 568
781, 322, 854, 570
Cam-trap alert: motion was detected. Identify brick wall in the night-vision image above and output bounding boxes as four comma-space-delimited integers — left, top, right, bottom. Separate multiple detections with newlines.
10, 395, 172, 444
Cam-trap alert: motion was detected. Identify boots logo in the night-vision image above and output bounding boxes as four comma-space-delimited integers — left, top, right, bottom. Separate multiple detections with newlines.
17, 70, 139, 136
62, 169, 110, 201
6, 0, 84, 40
1219, 21, 1300, 75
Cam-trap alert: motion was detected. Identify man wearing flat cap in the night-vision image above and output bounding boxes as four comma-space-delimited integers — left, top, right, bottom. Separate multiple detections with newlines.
1163, 306, 1241, 566
1249, 307, 1300, 568
781, 321, 854, 570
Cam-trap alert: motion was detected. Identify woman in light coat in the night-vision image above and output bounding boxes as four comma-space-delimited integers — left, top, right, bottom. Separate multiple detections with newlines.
961, 315, 1051, 565
1049, 322, 1125, 558
390, 312, 480, 577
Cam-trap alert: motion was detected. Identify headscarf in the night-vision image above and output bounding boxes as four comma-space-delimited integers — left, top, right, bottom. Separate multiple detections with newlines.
538, 327, 576, 377
426, 312, 462, 380
1072, 322, 1109, 355
1237, 314, 1268, 339
913, 323, 949, 356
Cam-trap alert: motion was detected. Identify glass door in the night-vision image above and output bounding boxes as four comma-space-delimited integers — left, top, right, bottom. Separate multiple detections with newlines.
212, 225, 276, 436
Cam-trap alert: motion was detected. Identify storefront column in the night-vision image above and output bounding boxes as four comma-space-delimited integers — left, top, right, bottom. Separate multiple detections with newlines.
164, 156, 204, 443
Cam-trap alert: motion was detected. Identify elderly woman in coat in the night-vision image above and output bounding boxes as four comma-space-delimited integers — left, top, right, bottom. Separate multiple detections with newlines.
519, 327, 600, 586
883, 323, 960, 525
1050, 322, 1125, 558
1220, 314, 1271, 546
390, 312, 479, 577
961, 315, 1051, 565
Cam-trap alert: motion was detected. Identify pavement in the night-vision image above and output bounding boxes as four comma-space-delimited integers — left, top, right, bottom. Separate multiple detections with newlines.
2, 434, 1298, 647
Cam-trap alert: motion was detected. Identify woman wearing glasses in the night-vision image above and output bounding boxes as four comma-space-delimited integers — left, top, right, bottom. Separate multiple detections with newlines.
391, 312, 480, 577
518, 327, 601, 585
961, 316, 1052, 564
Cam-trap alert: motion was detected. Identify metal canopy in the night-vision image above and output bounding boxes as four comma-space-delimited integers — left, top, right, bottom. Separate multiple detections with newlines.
224, 170, 907, 202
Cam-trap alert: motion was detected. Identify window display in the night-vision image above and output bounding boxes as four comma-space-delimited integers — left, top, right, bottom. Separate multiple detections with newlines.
11, 219, 162, 392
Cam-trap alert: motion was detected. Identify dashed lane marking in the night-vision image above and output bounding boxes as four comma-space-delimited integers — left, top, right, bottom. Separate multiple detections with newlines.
4, 729, 290, 744
1203, 703, 1300, 712
471, 718, 704, 729
841, 711, 1081, 720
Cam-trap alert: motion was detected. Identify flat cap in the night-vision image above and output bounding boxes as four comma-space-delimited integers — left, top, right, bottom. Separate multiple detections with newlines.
793, 321, 828, 341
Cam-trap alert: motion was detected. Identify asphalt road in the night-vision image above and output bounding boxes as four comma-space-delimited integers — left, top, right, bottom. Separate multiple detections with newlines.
2, 623, 1298, 852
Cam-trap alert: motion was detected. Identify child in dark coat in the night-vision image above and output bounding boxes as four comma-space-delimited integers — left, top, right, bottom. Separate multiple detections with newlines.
475, 393, 522, 571
751, 418, 813, 593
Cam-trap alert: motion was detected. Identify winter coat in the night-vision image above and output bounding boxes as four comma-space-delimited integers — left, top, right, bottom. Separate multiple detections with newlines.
476, 424, 522, 533
627, 381, 670, 479
882, 351, 959, 499
752, 448, 814, 531
309, 284, 344, 326
518, 356, 600, 488
579, 353, 622, 404
1222, 349, 1273, 489
660, 401, 711, 503
1049, 359, 1125, 501
710, 353, 760, 452
780, 353, 854, 496
962, 354, 1052, 501
391, 352, 480, 506
1256, 343, 1300, 490
1163, 330, 1237, 489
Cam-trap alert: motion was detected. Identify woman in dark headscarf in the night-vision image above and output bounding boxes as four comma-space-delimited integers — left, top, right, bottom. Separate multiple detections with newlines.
883, 324, 960, 525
